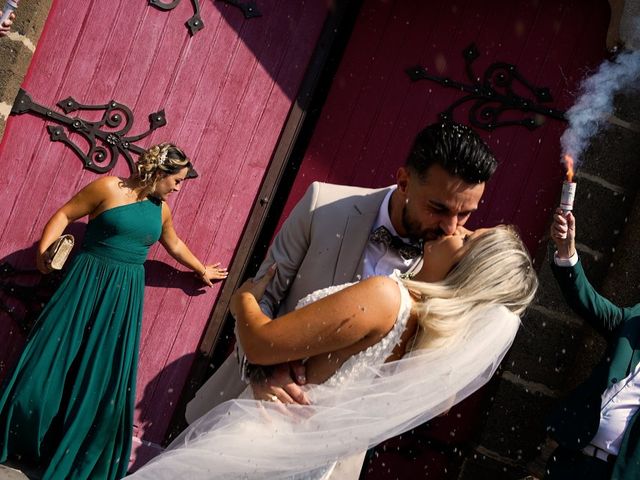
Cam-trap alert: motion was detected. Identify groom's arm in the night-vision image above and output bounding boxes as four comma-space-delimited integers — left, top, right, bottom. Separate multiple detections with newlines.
254, 182, 319, 317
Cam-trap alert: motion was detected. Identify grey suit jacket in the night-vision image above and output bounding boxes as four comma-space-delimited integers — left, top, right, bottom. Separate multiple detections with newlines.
186, 182, 392, 422
257, 181, 392, 317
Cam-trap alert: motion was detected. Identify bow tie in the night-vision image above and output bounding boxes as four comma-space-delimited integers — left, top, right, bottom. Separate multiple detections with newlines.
369, 226, 423, 260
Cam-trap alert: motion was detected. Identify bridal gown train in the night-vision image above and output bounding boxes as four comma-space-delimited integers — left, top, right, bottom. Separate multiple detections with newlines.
127, 273, 521, 480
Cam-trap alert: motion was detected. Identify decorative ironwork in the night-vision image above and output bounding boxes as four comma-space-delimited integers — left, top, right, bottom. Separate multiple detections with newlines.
149, 0, 261, 36
406, 43, 566, 131
149, 0, 204, 36
11, 88, 171, 176
218, 0, 261, 19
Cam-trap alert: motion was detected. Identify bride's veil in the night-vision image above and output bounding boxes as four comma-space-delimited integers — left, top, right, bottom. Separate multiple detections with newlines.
128, 305, 520, 479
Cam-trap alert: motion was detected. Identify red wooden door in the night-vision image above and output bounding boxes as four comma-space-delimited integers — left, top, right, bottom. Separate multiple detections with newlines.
281, 0, 609, 250
274, 0, 610, 477
0, 0, 327, 466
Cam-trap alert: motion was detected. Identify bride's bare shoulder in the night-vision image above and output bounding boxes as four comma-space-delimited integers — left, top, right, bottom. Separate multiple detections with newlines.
346, 276, 403, 320
358, 275, 402, 292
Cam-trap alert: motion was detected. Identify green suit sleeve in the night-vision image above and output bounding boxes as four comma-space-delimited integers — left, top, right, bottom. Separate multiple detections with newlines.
551, 258, 626, 332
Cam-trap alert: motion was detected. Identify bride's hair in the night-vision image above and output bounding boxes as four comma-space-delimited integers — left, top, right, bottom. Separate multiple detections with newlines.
402, 225, 538, 350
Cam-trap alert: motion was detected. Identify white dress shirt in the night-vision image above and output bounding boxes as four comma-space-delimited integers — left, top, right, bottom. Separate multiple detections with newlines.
555, 251, 640, 455
591, 362, 640, 455
361, 187, 420, 279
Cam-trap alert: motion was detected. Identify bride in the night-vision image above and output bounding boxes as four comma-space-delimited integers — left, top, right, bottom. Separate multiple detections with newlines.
127, 225, 538, 479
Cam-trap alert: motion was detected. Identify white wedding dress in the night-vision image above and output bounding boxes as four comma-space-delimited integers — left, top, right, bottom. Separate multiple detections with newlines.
127, 273, 520, 479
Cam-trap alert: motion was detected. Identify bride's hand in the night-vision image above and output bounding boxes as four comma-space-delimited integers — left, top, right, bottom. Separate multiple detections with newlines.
236, 264, 276, 301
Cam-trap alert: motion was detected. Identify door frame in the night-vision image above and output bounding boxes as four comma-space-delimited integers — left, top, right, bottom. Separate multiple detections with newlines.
167, 0, 364, 441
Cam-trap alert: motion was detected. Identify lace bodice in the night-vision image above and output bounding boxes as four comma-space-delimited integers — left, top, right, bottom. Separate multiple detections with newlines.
294, 271, 413, 388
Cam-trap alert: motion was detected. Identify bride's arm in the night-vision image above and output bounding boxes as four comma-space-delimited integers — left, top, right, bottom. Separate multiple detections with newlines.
230, 274, 402, 365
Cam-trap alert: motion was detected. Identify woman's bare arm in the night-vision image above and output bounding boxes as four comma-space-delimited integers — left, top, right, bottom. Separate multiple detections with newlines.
231, 274, 402, 365
159, 203, 227, 285
36, 177, 111, 272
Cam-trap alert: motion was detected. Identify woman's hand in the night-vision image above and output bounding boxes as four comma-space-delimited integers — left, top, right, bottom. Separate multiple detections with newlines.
550, 208, 576, 259
198, 263, 228, 286
236, 264, 277, 302
36, 250, 53, 274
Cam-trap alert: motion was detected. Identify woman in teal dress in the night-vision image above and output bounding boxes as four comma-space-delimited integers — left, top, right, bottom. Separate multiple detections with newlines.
0, 143, 228, 479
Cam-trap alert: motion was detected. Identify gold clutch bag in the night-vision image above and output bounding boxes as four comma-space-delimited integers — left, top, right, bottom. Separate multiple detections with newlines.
45, 234, 75, 270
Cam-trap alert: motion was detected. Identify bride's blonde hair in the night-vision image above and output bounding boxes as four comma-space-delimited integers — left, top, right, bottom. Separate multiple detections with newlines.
402, 225, 538, 350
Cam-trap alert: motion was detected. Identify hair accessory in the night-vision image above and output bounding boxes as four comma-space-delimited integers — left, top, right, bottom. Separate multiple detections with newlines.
157, 146, 168, 167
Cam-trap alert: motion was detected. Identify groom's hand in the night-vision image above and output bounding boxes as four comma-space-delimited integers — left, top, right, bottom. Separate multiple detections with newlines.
251, 363, 310, 405
237, 264, 277, 301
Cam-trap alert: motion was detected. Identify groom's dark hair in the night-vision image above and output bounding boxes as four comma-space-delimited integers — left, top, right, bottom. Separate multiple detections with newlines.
406, 122, 497, 184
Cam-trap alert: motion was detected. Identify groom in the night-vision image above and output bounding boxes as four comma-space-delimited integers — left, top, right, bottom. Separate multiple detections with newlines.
186, 121, 497, 415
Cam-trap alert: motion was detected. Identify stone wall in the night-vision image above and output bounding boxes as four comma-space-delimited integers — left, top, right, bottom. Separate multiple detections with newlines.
0, 0, 52, 141
459, 89, 640, 479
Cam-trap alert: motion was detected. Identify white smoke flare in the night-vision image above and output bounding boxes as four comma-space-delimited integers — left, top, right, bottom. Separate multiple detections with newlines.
560, 49, 640, 166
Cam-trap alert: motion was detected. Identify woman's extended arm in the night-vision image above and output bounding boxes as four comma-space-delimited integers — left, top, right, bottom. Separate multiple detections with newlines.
36, 178, 110, 273
550, 210, 628, 330
159, 203, 227, 286
230, 271, 402, 365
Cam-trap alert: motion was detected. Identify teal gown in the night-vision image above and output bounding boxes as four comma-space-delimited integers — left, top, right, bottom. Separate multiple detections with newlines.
0, 198, 163, 479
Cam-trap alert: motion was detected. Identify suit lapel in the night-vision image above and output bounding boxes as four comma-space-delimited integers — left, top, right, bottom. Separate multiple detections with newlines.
334, 213, 376, 283
609, 318, 640, 381
333, 187, 391, 284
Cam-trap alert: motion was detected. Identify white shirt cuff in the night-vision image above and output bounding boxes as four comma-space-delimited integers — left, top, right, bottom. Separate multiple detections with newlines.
554, 251, 578, 267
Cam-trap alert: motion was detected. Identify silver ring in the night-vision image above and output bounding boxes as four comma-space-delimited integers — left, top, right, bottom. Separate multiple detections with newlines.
268, 394, 278, 402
